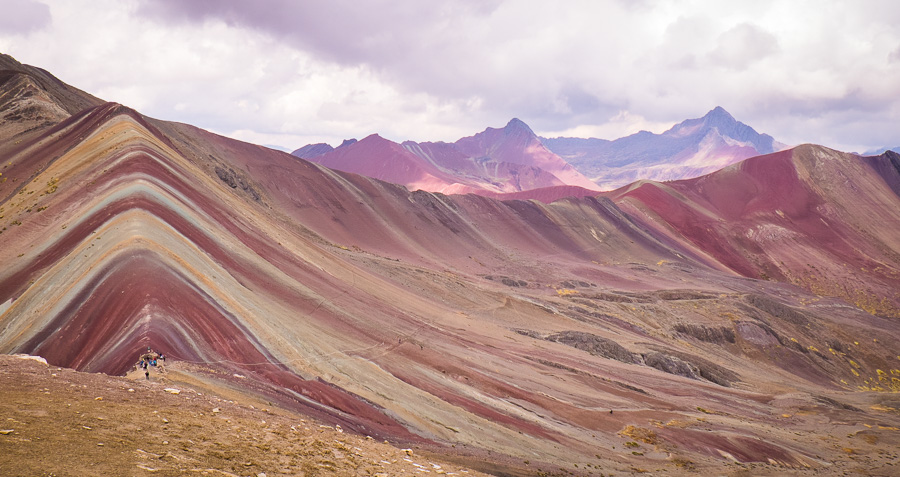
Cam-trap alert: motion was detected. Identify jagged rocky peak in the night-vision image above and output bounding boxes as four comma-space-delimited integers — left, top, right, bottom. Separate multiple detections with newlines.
663, 106, 778, 153
666, 106, 738, 136
703, 105, 736, 124
504, 117, 535, 136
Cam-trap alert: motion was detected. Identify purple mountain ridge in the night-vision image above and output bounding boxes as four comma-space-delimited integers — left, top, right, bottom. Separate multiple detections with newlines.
293, 118, 600, 195
542, 106, 789, 190
291, 143, 334, 159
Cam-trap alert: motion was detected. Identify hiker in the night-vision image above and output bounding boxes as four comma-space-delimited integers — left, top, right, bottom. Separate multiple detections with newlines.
136, 346, 170, 379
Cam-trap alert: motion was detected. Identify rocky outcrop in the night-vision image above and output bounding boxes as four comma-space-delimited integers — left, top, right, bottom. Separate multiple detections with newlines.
546, 331, 638, 364
642, 350, 739, 387
673, 323, 736, 344
214, 165, 260, 201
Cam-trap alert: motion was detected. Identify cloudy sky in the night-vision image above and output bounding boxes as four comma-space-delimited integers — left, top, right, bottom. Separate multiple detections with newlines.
1, 0, 898, 152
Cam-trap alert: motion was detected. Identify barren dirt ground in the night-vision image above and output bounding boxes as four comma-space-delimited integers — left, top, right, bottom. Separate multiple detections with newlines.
0, 355, 495, 477
4, 353, 900, 476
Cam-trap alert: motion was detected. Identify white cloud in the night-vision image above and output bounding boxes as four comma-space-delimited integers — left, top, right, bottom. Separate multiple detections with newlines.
0, 0, 50, 34
0, 0, 898, 152
707, 23, 779, 70
541, 110, 673, 140
890, 45, 900, 63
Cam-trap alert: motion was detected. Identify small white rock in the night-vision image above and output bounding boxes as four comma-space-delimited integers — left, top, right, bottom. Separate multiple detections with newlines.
16, 354, 47, 365
163, 388, 180, 395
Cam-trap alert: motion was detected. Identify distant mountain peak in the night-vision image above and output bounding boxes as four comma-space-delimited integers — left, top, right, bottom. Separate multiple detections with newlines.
504, 117, 535, 135
704, 106, 736, 124
542, 107, 786, 190
663, 106, 775, 150
291, 143, 333, 159
337, 138, 358, 148
861, 146, 900, 156
668, 106, 738, 136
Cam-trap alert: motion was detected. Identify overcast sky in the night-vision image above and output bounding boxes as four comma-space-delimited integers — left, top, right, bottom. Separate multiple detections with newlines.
1, 0, 898, 152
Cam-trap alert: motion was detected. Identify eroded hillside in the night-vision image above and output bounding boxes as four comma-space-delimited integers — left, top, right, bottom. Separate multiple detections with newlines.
2, 54, 900, 475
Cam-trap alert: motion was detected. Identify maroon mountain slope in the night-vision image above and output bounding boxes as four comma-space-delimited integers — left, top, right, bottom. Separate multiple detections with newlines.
301, 133, 487, 194
609, 146, 900, 318
2, 56, 900, 474
478, 184, 601, 203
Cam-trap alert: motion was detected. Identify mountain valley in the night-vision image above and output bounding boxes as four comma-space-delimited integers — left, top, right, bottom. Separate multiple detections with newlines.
2, 53, 900, 476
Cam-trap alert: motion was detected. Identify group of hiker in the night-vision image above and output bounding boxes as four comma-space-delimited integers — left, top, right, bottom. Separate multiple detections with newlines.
135, 347, 167, 380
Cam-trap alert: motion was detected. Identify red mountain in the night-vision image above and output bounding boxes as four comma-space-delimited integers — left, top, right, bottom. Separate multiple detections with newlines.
451, 118, 601, 190
295, 118, 601, 196
608, 145, 900, 318
301, 133, 474, 193
3, 54, 900, 475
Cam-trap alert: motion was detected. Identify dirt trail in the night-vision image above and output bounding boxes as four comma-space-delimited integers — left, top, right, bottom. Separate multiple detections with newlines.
0, 355, 494, 477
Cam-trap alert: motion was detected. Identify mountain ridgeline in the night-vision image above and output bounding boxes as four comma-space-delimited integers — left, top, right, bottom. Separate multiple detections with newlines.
3, 53, 900, 475
293, 117, 600, 196
295, 106, 788, 195
542, 106, 788, 190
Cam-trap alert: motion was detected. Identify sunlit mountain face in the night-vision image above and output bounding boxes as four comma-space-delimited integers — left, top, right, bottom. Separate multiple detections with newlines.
2, 53, 899, 475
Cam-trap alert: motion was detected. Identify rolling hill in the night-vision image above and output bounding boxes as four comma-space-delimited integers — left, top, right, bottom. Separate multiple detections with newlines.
2, 53, 900, 475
